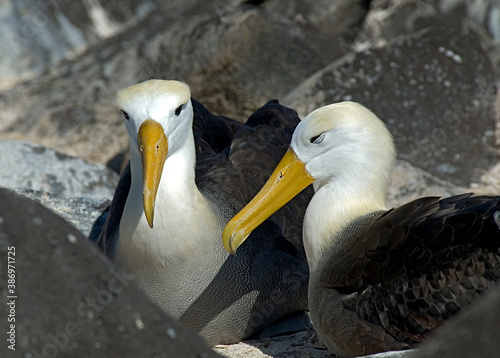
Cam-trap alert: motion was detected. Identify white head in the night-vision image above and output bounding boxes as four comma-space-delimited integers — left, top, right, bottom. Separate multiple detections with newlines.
223, 101, 396, 258
116, 80, 193, 158
291, 101, 395, 201
115, 79, 194, 227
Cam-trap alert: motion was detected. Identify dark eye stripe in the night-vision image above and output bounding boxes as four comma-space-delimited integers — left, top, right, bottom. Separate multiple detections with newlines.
121, 110, 130, 120
310, 133, 324, 144
175, 104, 183, 116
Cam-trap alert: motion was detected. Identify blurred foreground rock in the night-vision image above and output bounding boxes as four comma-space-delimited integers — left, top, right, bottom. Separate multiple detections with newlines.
0, 188, 221, 358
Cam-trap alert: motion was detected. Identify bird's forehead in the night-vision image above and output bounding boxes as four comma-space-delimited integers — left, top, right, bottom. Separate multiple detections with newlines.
115, 80, 191, 111
299, 102, 376, 137
307, 112, 338, 134
298, 105, 343, 138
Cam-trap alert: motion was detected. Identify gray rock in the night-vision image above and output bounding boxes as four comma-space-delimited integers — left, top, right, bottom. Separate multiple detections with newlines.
386, 160, 466, 208
358, 0, 500, 77
0, 0, 361, 164
363, 350, 416, 358
0, 0, 157, 91
12, 188, 110, 238
0, 140, 118, 237
0, 140, 119, 199
0, 188, 221, 358
261, 0, 369, 44
284, 26, 498, 186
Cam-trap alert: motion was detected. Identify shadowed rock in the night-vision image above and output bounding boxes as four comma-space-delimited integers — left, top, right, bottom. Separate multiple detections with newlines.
0, 188, 221, 358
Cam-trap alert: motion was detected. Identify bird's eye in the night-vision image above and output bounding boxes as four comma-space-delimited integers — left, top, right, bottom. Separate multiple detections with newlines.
174, 104, 183, 116
121, 110, 130, 120
309, 133, 325, 144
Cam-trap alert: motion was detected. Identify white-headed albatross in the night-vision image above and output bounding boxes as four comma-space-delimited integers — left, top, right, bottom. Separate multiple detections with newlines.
96, 79, 312, 345
223, 101, 500, 356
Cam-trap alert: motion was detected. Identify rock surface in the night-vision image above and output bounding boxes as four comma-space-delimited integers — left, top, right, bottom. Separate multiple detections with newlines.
0, 140, 118, 199
0, 139, 118, 237
0, 0, 499, 357
284, 26, 498, 186
0, 0, 157, 91
0, 188, 221, 358
13, 188, 110, 239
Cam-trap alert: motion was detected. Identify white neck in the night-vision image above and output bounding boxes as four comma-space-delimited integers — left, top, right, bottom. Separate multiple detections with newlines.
303, 168, 388, 273
116, 127, 228, 316
119, 130, 219, 266
287, 100, 396, 274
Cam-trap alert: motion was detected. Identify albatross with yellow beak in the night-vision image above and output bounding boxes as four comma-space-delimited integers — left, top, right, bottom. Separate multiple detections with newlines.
97, 80, 311, 345
223, 101, 500, 356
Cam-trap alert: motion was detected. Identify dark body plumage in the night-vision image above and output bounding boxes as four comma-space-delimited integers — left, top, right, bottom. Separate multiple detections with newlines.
314, 194, 500, 354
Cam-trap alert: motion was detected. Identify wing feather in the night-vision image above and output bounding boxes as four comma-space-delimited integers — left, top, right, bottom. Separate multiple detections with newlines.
320, 194, 500, 343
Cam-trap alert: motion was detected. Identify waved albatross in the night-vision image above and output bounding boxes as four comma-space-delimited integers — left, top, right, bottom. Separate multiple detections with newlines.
96, 80, 312, 345
223, 101, 500, 356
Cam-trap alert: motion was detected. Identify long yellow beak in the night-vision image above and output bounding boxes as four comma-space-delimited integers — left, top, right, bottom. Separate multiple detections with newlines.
138, 119, 168, 228
223, 148, 315, 254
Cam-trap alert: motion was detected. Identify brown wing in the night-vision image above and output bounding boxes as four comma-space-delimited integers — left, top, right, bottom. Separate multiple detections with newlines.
94, 163, 130, 258
196, 100, 314, 257
320, 194, 500, 343
191, 98, 242, 157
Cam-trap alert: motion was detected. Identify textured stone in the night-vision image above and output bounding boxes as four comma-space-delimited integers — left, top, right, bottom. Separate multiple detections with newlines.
0, 140, 118, 199
0, 0, 361, 164
386, 160, 466, 208
14, 188, 110, 238
284, 26, 498, 186
0, 188, 221, 358
0, 139, 118, 237
0, 0, 157, 91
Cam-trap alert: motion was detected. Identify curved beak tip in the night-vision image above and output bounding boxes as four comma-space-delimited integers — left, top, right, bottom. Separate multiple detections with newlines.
144, 206, 154, 228
143, 195, 155, 229
222, 224, 246, 255
225, 242, 237, 256
222, 235, 236, 255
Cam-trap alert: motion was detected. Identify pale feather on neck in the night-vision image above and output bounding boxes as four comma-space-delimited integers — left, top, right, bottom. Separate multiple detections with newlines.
120, 130, 217, 262
144, 128, 215, 240
303, 168, 389, 272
